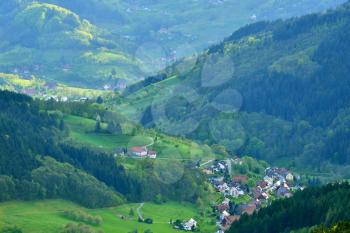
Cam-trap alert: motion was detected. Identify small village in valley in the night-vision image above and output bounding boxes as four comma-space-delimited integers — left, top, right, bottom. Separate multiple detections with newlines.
201, 158, 304, 232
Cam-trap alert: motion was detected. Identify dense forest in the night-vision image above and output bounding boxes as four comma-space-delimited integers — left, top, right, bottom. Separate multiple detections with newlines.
227, 183, 350, 233
0, 90, 206, 207
312, 222, 350, 233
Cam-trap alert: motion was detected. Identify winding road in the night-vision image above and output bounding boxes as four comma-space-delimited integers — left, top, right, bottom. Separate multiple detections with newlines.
136, 202, 144, 221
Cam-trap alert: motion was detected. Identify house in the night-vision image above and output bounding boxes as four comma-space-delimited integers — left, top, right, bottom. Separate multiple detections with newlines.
183, 218, 197, 231
228, 187, 244, 198
218, 183, 229, 193
113, 148, 126, 157
238, 203, 257, 216
277, 186, 292, 198
286, 173, 294, 182
103, 84, 111, 90
130, 147, 148, 157
256, 181, 268, 189
220, 210, 230, 221
217, 203, 229, 213
264, 176, 274, 186
218, 163, 226, 170
222, 198, 230, 205
147, 150, 157, 159
221, 215, 240, 230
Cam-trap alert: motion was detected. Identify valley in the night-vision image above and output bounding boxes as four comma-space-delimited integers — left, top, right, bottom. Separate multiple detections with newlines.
1, 1, 350, 233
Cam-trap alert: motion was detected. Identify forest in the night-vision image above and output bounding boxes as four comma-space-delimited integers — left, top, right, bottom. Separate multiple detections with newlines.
227, 183, 350, 233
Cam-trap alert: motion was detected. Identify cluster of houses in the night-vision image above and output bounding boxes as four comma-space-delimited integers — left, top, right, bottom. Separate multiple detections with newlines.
130, 146, 157, 159
172, 218, 198, 232
204, 159, 304, 232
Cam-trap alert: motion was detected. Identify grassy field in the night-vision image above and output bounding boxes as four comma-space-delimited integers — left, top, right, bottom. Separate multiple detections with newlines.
0, 200, 216, 233
64, 114, 218, 161
64, 115, 153, 151
114, 76, 181, 122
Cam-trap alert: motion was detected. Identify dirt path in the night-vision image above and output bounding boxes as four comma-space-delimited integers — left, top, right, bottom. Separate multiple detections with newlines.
136, 202, 144, 221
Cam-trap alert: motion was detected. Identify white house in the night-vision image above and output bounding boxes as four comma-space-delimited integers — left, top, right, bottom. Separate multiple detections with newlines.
147, 150, 157, 159
286, 173, 294, 182
183, 218, 197, 231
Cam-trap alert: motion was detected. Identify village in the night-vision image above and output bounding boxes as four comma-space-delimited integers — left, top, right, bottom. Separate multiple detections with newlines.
202, 158, 304, 232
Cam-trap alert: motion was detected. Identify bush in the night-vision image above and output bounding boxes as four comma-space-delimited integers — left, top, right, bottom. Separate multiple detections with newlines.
0, 226, 22, 233
63, 210, 103, 226
144, 218, 153, 224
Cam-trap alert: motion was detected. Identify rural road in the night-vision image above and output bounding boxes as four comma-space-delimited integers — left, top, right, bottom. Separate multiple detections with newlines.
200, 159, 214, 167
136, 202, 144, 221
145, 138, 154, 148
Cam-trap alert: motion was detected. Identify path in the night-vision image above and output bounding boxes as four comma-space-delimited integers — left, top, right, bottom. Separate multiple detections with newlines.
145, 138, 154, 148
199, 159, 214, 167
136, 202, 144, 221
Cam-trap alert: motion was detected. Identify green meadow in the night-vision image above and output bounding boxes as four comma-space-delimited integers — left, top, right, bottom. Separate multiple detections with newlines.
0, 200, 216, 233
63, 115, 153, 151
64, 114, 218, 161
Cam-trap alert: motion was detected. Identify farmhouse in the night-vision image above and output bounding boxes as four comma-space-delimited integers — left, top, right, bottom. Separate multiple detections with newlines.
183, 218, 197, 231
130, 147, 148, 157
147, 150, 157, 159
130, 147, 157, 159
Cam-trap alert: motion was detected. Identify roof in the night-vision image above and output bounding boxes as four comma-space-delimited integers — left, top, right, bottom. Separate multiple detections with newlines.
131, 147, 147, 153
148, 150, 156, 155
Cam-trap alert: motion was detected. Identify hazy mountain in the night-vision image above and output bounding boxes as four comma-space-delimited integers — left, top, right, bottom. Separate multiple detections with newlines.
0, 0, 346, 88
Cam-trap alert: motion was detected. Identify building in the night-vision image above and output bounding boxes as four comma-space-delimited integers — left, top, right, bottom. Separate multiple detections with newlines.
147, 150, 157, 159
130, 147, 148, 157
183, 218, 197, 231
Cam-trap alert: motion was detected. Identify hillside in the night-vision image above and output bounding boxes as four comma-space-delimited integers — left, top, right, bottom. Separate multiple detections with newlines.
117, 2, 350, 178
115, 0, 347, 54
0, 90, 223, 232
0, 90, 214, 205
0, 0, 346, 90
0, 1, 143, 88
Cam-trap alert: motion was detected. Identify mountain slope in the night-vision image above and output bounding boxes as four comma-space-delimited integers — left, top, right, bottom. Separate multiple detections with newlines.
0, 1, 143, 88
117, 2, 350, 176
0, 0, 347, 89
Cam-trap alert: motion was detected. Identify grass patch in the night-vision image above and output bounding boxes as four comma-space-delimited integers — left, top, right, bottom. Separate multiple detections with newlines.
64, 115, 153, 152
0, 200, 216, 233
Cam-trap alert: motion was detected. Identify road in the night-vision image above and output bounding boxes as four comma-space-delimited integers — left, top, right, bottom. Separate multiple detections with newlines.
199, 159, 214, 167
136, 202, 144, 221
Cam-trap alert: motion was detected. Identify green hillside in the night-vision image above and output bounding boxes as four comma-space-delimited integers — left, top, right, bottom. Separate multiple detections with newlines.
0, 1, 143, 88
117, 2, 350, 178
0, 200, 216, 233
